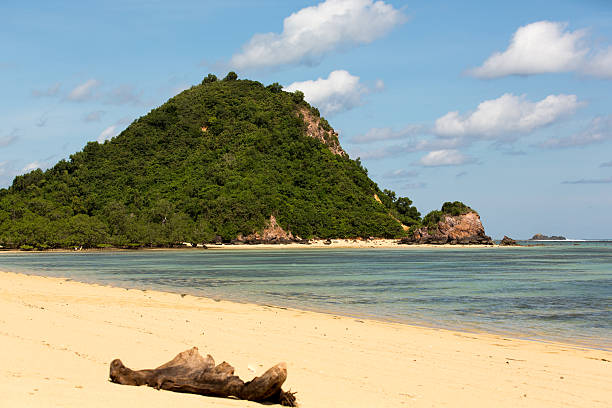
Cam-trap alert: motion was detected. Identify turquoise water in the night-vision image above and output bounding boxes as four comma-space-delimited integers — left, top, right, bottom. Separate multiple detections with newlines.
1, 242, 611, 349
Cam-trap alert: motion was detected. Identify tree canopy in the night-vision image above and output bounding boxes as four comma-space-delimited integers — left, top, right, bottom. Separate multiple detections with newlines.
0, 74, 426, 249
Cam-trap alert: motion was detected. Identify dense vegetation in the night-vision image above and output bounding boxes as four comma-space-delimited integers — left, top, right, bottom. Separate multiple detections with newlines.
0, 73, 428, 249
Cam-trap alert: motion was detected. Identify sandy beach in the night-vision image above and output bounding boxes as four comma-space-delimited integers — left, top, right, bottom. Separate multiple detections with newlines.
0, 239, 505, 254
205, 239, 501, 250
1, 270, 609, 408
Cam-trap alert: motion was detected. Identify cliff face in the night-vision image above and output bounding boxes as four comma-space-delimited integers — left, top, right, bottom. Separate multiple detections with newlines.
401, 211, 493, 245
299, 107, 347, 157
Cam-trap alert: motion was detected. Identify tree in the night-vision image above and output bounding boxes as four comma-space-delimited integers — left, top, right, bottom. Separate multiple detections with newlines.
202, 73, 217, 84
223, 71, 238, 81
291, 90, 304, 103
266, 82, 283, 93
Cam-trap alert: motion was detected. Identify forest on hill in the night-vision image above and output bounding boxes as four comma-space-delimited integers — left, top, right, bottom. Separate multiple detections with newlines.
0, 73, 444, 249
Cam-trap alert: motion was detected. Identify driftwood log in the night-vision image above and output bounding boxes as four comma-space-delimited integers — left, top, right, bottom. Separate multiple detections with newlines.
109, 347, 297, 406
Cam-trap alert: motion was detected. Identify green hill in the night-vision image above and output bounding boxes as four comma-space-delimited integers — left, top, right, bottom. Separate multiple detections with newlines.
0, 73, 423, 249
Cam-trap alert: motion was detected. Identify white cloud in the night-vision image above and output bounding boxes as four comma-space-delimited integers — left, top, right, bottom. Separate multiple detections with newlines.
284, 70, 367, 115
21, 161, 42, 173
352, 124, 423, 143
434, 93, 581, 139
97, 125, 118, 143
470, 21, 587, 78
470, 21, 612, 79
230, 0, 406, 70
582, 46, 612, 79
32, 83, 61, 97
68, 79, 100, 101
418, 149, 474, 167
539, 115, 612, 148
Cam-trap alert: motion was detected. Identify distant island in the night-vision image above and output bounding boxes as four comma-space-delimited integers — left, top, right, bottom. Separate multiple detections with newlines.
0, 73, 491, 250
529, 234, 567, 241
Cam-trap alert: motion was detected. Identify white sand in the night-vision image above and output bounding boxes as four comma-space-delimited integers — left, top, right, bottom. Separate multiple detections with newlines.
0, 270, 609, 407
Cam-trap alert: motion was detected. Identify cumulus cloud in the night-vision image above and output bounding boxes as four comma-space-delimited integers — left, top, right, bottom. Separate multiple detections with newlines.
418, 149, 474, 167
470, 21, 612, 79
284, 70, 367, 115
67, 79, 100, 101
582, 47, 612, 79
230, 0, 406, 70
539, 115, 612, 148
434, 93, 581, 139
352, 124, 423, 143
470, 21, 586, 78
97, 125, 119, 143
562, 176, 612, 185
32, 83, 61, 98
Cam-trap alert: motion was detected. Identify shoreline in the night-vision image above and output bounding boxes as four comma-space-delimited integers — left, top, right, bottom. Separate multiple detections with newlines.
2, 267, 604, 351
1, 270, 610, 407
0, 239, 508, 253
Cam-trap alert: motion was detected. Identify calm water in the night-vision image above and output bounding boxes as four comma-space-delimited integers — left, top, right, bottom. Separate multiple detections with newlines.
1, 242, 611, 349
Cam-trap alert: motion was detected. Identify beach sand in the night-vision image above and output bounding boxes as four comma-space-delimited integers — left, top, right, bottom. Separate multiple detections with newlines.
205, 239, 501, 250
1, 270, 609, 408
0, 238, 507, 253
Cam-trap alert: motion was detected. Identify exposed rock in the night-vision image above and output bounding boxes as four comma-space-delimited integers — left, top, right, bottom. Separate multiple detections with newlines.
232, 215, 304, 245
299, 107, 347, 157
500, 236, 518, 246
324, 238, 332, 245
529, 233, 566, 241
399, 211, 493, 245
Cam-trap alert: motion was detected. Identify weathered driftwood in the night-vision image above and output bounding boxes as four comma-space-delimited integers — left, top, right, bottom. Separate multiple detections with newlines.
109, 347, 297, 406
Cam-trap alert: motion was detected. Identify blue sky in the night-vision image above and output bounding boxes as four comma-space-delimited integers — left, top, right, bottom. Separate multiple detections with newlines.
1, 0, 611, 238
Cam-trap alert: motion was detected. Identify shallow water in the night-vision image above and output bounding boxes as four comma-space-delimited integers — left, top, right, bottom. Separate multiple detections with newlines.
1, 242, 611, 349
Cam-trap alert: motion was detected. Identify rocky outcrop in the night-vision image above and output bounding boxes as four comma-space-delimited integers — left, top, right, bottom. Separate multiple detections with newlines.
231, 215, 308, 245
500, 236, 518, 246
299, 107, 347, 157
399, 211, 493, 245
529, 233, 566, 241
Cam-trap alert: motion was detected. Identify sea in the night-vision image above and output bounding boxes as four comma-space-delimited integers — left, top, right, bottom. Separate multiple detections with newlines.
1, 241, 611, 350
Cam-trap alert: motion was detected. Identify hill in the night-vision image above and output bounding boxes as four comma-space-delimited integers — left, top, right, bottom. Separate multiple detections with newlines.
0, 73, 430, 249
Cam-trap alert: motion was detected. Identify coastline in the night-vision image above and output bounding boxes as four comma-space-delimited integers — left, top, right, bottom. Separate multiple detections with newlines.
1, 270, 609, 407
0, 239, 505, 253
